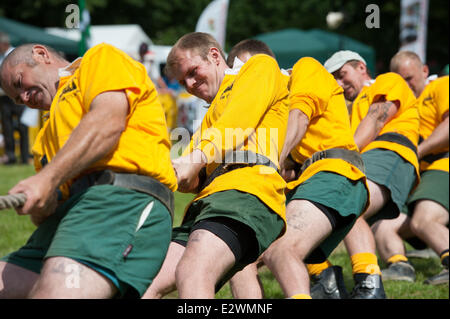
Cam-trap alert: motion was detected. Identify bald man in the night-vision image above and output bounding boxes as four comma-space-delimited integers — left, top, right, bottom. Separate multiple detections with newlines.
372, 51, 449, 285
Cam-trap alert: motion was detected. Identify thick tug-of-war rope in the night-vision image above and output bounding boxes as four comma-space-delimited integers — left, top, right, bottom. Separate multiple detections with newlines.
0, 194, 26, 210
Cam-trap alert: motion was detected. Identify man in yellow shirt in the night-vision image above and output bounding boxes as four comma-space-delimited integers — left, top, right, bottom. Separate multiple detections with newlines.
373, 51, 448, 285
0, 43, 177, 298
142, 32, 289, 298
260, 56, 370, 299
224, 42, 372, 299
322, 50, 420, 298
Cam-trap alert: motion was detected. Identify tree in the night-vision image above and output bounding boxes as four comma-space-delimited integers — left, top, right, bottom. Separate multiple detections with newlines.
1, 0, 447, 74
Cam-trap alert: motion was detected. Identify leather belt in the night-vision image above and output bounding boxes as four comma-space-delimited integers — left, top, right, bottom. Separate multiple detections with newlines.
292, 148, 365, 178
375, 132, 417, 155
197, 150, 278, 192
70, 170, 174, 220
421, 151, 449, 163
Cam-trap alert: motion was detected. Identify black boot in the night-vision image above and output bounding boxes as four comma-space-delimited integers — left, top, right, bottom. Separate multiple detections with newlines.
310, 266, 349, 299
351, 273, 386, 299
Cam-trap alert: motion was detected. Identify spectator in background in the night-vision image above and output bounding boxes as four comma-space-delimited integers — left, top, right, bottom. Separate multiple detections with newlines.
0, 31, 30, 165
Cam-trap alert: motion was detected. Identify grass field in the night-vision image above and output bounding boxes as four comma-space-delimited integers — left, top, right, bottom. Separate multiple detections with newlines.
0, 164, 448, 299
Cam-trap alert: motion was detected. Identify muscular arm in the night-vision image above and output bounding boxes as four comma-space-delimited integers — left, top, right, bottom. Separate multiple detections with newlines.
353, 98, 398, 150
418, 112, 449, 159
279, 109, 309, 171
9, 90, 129, 217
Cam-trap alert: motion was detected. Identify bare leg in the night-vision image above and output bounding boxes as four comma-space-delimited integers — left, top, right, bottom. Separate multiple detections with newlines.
262, 200, 332, 298
371, 214, 414, 261
142, 241, 185, 299
176, 229, 236, 299
230, 261, 264, 299
410, 200, 449, 255
0, 261, 39, 298
29, 257, 117, 298
344, 180, 390, 256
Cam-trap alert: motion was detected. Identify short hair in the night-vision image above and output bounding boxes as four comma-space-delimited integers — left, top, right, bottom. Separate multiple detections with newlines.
226, 39, 275, 67
165, 32, 226, 78
390, 51, 423, 72
345, 59, 371, 78
0, 44, 63, 89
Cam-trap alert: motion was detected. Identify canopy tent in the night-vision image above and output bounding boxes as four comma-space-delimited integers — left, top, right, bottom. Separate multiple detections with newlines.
254, 28, 376, 75
254, 28, 330, 70
0, 17, 79, 56
46, 24, 153, 61
308, 28, 376, 75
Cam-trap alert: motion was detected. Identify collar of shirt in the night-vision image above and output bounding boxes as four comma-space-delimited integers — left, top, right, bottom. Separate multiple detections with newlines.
58, 57, 82, 78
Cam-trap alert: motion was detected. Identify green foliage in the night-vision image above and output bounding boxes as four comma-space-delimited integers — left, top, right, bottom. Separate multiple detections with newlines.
0, 0, 448, 74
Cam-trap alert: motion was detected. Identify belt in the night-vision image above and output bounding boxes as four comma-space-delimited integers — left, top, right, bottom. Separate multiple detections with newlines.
292, 148, 365, 178
375, 132, 417, 155
421, 151, 449, 163
197, 150, 278, 193
70, 170, 175, 220
417, 136, 449, 163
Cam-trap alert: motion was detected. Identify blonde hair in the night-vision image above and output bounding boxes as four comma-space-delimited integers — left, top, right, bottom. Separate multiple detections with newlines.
390, 51, 422, 72
165, 32, 225, 78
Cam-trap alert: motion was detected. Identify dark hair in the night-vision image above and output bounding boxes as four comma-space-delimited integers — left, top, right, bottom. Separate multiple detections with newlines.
226, 39, 275, 67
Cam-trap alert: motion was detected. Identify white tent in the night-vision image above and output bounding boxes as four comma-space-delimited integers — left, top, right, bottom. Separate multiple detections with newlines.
46, 24, 154, 60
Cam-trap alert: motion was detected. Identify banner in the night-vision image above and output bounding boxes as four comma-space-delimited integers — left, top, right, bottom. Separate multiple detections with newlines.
195, 0, 229, 48
399, 0, 429, 62
78, 0, 91, 55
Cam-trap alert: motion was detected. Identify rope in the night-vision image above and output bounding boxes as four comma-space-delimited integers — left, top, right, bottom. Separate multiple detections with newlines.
0, 194, 27, 210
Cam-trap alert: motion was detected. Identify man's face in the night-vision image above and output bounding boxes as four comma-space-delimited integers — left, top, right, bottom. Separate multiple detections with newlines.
173, 48, 223, 103
332, 62, 367, 101
1, 60, 55, 110
394, 58, 428, 97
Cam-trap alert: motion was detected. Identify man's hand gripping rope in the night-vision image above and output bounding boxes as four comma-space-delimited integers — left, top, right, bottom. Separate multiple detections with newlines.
0, 193, 27, 210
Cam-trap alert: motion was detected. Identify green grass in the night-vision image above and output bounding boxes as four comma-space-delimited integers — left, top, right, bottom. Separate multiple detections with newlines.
0, 164, 448, 299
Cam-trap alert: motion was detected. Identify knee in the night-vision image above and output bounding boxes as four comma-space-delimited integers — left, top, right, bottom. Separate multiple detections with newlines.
262, 239, 303, 267
410, 207, 432, 235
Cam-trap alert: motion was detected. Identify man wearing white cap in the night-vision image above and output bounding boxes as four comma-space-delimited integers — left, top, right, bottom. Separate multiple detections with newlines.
314, 50, 420, 298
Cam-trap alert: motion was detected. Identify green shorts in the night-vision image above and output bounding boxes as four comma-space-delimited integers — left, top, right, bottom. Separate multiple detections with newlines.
407, 169, 449, 213
287, 171, 368, 263
172, 189, 284, 289
1, 184, 172, 298
362, 149, 417, 225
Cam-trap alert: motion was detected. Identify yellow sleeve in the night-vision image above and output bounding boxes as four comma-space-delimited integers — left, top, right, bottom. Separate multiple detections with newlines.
196, 54, 285, 163
433, 76, 449, 119
289, 57, 342, 119
78, 44, 150, 112
370, 72, 414, 108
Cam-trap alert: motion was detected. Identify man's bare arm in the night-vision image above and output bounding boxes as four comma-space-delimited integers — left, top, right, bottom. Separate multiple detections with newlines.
9, 90, 129, 217
354, 99, 398, 150
279, 109, 309, 172
418, 112, 449, 159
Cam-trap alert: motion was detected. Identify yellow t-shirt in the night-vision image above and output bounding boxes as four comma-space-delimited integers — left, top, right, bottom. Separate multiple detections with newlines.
417, 75, 449, 172
190, 54, 290, 222
32, 43, 177, 199
286, 58, 368, 200
350, 72, 420, 179
158, 92, 178, 131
